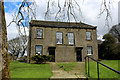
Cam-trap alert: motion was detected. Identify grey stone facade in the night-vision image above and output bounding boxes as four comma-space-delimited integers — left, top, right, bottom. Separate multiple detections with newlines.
27, 20, 98, 62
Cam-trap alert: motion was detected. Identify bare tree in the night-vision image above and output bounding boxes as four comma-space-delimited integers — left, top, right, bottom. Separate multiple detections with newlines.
7, 0, 112, 26
8, 37, 21, 60
19, 35, 28, 57
45, 0, 83, 22
45, 0, 113, 26
7, 0, 36, 59
8, 35, 28, 60
99, 0, 113, 27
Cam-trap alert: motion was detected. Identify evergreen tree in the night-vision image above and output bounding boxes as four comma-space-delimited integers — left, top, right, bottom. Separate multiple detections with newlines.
99, 33, 118, 59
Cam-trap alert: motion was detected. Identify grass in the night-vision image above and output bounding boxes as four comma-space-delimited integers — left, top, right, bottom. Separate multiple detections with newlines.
57, 62, 77, 72
10, 60, 119, 79
10, 61, 53, 79
86, 60, 119, 79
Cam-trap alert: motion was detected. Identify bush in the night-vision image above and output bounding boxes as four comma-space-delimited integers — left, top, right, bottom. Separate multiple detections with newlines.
18, 59, 27, 63
49, 55, 55, 62
31, 55, 53, 64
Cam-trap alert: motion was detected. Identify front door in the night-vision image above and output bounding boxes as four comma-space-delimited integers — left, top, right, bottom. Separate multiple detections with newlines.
76, 49, 82, 62
48, 47, 55, 62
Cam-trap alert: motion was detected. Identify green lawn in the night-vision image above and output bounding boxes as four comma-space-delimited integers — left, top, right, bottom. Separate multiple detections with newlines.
86, 60, 119, 78
57, 62, 77, 72
10, 60, 119, 79
10, 61, 53, 79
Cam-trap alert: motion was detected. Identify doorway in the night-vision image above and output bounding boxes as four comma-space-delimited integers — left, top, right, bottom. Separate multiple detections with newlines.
48, 47, 56, 62
76, 47, 83, 62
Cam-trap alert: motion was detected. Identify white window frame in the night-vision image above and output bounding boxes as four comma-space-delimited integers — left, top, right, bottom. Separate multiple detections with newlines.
68, 32, 74, 45
36, 29, 43, 38
56, 32, 63, 44
35, 45, 42, 55
86, 31, 91, 40
87, 46, 92, 55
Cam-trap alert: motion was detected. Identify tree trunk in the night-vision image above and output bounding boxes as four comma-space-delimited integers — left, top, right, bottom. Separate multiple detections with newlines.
21, 47, 27, 57
0, 1, 11, 80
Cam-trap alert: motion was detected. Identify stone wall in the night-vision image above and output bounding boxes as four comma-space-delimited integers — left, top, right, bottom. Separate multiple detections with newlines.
0, 1, 10, 79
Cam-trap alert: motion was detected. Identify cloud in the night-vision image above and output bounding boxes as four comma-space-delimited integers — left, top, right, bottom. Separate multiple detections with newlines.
4, 0, 24, 2
5, 0, 119, 41
80, 0, 119, 40
97, 34, 104, 41
81, 0, 99, 25
5, 13, 18, 40
97, 0, 119, 37
5, 12, 29, 40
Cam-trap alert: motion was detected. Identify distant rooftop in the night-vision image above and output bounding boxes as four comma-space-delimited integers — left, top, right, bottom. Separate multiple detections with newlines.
30, 20, 97, 29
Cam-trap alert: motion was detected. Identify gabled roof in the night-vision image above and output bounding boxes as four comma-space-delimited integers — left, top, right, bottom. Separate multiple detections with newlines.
30, 20, 97, 29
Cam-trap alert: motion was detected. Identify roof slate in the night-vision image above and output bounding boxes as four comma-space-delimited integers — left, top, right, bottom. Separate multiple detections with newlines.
30, 20, 97, 29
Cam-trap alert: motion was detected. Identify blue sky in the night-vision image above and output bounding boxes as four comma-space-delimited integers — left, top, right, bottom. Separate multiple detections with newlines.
4, 2, 21, 13
4, 1, 33, 28
5, 1, 30, 40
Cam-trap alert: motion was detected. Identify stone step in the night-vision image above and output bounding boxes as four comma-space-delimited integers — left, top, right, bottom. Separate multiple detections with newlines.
49, 62, 87, 80
50, 78, 88, 80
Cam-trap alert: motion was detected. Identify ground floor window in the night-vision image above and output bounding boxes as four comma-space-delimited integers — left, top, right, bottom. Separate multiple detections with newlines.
35, 45, 42, 55
87, 46, 92, 55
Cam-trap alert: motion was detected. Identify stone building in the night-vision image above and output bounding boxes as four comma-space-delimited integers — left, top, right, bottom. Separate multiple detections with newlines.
27, 20, 98, 62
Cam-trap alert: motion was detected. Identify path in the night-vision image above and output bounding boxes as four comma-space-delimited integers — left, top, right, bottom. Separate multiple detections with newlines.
50, 62, 87, 80
69, 62, 86, 78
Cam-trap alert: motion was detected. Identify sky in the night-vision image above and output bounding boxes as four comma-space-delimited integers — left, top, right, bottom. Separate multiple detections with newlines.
4, 0, 120, 40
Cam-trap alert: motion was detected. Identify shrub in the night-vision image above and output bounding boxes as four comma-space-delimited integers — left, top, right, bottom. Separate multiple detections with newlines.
18, 59, 27, 63
31, 55, 53, 64
49, 55, 55, 62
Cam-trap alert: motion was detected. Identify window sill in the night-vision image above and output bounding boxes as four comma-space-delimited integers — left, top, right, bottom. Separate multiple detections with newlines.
35, 37, 43, 39
68, 44, 75, 46
87, 54, 92, 55
56, 44, 63, 45
56, 44, 75, 46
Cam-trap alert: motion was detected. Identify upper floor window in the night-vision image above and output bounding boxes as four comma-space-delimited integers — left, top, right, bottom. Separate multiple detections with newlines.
87, 46, 92, 55
86, 31, 91, 40
68, 33, 74, 45
35, 45, 42, 55
56, 32, 63, 44
36, 29, 43, 38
